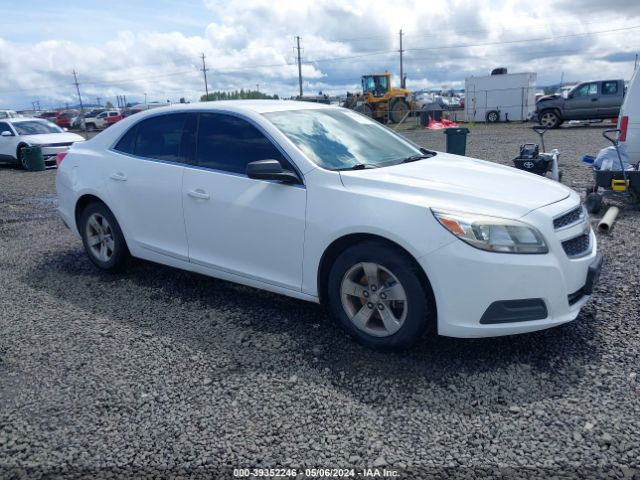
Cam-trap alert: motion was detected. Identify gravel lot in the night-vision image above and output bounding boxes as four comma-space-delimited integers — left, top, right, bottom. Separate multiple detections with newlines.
1, 123, 639, 479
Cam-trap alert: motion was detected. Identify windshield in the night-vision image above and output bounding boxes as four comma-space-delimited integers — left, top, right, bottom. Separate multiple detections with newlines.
264, 109, 422, 170
13, 120, 63, 135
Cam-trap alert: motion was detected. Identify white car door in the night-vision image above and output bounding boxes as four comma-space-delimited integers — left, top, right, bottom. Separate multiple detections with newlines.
182, 112, 306, 291
106, 113, 196, 261
0, 121, 19, 162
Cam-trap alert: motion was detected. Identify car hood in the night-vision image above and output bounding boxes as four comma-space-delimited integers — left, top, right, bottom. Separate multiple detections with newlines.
21, 132, 86, 145
339, 152, 571, 218
536, 94, 561, 104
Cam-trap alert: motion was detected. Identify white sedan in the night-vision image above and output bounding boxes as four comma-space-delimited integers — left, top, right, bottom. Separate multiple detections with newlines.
0, 117, 85, 169
56, 101, 602, 349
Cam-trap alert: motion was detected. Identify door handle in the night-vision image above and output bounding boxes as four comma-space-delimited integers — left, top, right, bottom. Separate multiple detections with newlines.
591, 98, 598, 101
109, 172, 127, 181
187, 189, 210, 200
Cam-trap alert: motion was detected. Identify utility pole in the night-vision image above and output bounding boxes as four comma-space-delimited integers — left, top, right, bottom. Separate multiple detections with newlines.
144, 93, 147, 107
201, 53, 210, 100
399, 29, 405, 88
96, 96, 101, 106
72, 70, 86, 132
296, 36, 303, 97
635, 53, 638, 71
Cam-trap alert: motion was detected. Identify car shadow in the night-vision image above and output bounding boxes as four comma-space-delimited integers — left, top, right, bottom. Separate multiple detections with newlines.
23, 246, 603, 413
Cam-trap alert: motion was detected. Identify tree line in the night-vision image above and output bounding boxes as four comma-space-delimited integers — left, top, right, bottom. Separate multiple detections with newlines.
200, 89, 279, 101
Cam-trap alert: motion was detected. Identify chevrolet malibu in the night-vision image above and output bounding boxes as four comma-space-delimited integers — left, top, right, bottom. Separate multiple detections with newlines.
0, 117, 85, 168
56, 101, 602, 349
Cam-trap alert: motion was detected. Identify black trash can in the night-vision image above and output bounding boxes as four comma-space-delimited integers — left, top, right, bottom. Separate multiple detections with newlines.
419, 103, 443, 126
22, 146, 45, 171
443, 128, 470, 156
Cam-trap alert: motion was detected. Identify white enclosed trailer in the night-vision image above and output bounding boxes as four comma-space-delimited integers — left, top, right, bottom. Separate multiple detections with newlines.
465, 72, 537, 122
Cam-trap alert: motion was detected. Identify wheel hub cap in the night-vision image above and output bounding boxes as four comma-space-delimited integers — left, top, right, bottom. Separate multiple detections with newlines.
85, 213, 114, 262
340, 262, 408, 338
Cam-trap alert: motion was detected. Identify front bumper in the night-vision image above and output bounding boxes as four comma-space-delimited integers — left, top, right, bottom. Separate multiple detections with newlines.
419, 197, 600, 338
40, 145, 73, 165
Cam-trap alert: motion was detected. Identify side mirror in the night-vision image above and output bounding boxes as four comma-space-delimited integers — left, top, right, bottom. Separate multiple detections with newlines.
1, 131, 13, 137
567, 93, 573, 99
246, 159, 301, 184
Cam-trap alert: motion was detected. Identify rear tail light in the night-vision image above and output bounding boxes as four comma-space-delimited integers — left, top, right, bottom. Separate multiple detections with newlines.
619, 115, 629, 142
55, 152, 68, 168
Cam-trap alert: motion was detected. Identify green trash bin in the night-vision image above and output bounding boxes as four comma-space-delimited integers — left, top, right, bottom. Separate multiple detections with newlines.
443, 128, 470, 156
22, 146, 45, 171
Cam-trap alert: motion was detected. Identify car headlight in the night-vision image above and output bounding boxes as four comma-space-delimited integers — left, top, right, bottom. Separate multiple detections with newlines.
432, 209, 548, 254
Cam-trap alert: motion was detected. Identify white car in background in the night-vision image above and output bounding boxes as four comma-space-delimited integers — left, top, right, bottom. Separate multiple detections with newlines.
0, 117, 85, 169
0, 110, 21, 119
56, 101, 602, 349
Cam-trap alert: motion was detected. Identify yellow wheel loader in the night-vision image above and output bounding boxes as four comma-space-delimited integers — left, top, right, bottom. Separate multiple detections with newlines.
343, 72, 414, 124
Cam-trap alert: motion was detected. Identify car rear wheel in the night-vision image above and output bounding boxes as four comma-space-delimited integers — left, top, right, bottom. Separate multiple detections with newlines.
539, 110, 561, 129
80, 202, 129, 271
327, 240, 433, 349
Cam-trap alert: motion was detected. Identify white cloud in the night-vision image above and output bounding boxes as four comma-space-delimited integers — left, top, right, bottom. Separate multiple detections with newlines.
0, 0, 639, 109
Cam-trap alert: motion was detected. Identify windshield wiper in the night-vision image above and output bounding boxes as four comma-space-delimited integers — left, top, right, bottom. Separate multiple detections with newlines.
401, 150, 437, 163
337, 163, 378, 171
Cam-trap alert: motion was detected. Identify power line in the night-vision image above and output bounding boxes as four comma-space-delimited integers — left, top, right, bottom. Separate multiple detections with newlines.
405, 25, 640, 53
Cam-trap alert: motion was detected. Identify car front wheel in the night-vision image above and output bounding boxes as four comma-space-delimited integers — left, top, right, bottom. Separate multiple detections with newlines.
80, 202, 129, 271
17, 145, 28, 170
539, 110, 561, 129
327, 240, 433, 349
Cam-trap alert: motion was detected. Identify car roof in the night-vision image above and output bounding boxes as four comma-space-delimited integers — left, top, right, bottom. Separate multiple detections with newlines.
7, 117, 50, 123
131, 100, 336, 116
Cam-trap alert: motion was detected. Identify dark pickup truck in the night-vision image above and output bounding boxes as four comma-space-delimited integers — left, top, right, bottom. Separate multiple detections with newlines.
535, 79, 625, 128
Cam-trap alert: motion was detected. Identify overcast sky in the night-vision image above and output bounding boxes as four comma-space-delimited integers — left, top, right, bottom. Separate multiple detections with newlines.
1, 0, 639, 110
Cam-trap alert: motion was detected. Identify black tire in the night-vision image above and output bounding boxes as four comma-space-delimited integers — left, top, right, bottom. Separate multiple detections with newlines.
538, 109, 561, 129
486, 110, 500, 123
17, 144, 28, 170
585, 193, 603, 214
86, 123, 96, 131
390, 98, 410, 123
355, 103, 374, 117
79, 201, 129, 272
327, 240, 433, 349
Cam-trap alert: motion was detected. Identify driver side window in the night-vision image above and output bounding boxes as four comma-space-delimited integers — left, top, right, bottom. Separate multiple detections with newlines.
574, 83, 598, 97
196, 113, 290, 175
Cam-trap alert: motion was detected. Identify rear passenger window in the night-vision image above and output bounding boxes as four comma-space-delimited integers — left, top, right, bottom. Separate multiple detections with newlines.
114, 113, 196, 163
114, 126, 137, 154
196, 113, 288, 174
602, 81, 618, 95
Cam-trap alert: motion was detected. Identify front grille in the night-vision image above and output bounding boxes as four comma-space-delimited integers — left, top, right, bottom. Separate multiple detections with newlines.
554, 206, 584, 230
562, 233, 591, 258
40, 142, 73, 147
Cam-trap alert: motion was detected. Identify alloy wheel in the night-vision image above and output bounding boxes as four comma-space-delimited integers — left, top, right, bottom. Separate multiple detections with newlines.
85, 213, 115, 262
340, 262, 408, 337
540, 112, 557, 128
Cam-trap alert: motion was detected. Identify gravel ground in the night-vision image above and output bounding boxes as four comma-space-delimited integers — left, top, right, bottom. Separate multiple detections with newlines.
1, 123, 639, 479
